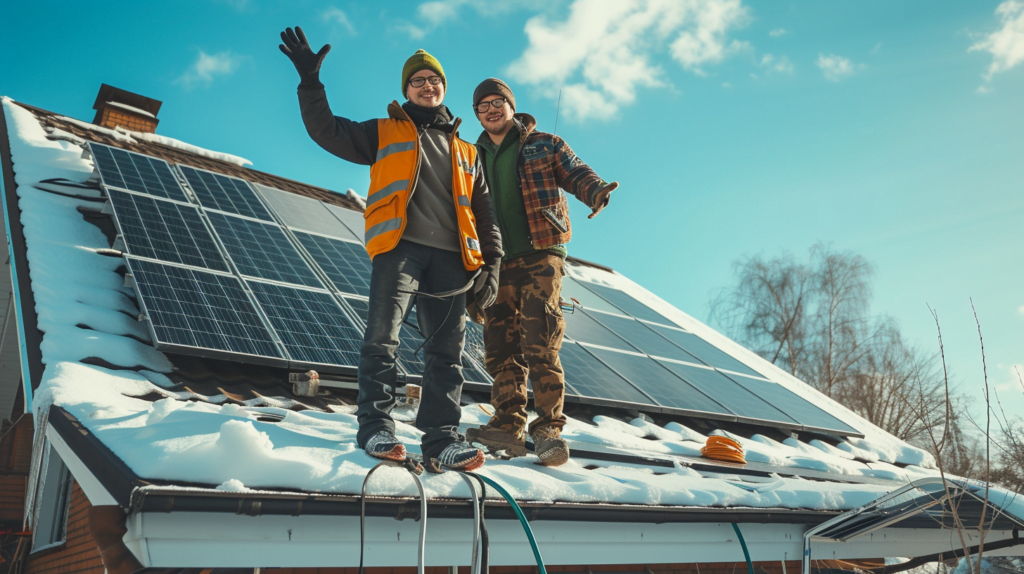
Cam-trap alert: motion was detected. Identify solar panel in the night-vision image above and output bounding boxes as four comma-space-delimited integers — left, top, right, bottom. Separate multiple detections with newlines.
325, 204, 366, 244
106, 189, 227, 271
89, 143, 187, 202
560, 275, 623, 314
723, 372, 859, 434
585, 346, 734, 416
579, 283, 677, 325
205, 211, 322, 288
126, 257, 283, 362
563, 308, 638, 352
255, 184, 361, 242
558, 342, 656, 405
293, 231, 371, 296
246, 280, 362, 367
584, 310, 703, 362
646, 324, 763, 377
178, 165, 273, 221
654, 358, 798, 425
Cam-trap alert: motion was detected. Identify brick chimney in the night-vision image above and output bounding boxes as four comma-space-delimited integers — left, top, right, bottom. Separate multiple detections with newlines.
91, 84, 162, 134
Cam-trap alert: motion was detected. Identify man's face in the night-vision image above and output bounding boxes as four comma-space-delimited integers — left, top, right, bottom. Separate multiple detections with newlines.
476, 94, 514, 135
406, 69, 445, 108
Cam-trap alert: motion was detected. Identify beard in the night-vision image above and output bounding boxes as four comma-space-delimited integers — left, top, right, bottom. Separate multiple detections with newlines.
483, 116, 512, 135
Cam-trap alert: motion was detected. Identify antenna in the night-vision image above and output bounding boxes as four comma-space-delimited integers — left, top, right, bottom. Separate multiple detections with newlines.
553, 89, 562, 135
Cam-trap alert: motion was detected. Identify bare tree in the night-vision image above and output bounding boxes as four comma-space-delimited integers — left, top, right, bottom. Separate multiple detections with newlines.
710, 243, 949, 443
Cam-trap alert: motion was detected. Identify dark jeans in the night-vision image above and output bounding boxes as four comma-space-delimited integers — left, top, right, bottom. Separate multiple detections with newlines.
355, 240, 469, 458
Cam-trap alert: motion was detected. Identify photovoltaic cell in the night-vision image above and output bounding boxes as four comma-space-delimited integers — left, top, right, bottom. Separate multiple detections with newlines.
106, 189, 227, 271
654, 358, 798, 424
647, 324, 762, 377
246, 281, 362, 366
580, 282, 676, 325
559, 342, 656, 405
723, 372, 859, 434
560, 276, 622, 315
563, 309, 638, 352
585, 310, 702, 362
90, 143, 187, 201
206, 211, 321, 288
255, 184, 361, 242
126, 257, 282, 359
293, 231, 371, 296
178, 165, 273, 221
587, 346, 733, 415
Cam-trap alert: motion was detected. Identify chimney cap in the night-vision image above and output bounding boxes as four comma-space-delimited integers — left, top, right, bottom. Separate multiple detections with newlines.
92, 84, 162, 117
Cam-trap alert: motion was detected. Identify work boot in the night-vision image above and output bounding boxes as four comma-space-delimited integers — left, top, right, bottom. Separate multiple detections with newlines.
466, 425, 528, 458
425, 439, 485, 473
364, 430, 406, 462
530, 426, 569, 467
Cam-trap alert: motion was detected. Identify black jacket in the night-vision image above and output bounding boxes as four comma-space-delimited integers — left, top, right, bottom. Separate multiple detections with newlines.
297, 86, 503, 260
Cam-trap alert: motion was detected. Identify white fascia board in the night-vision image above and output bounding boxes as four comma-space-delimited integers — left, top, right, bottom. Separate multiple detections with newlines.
45, 423, 117, 506
122, 510, 1021, 569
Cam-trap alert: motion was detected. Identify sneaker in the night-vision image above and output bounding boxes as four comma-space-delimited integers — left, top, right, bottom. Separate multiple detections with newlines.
364, 430, 406, 462
466, 425, 528, 458
530, 426, 569, 467
425, 440, 485, 473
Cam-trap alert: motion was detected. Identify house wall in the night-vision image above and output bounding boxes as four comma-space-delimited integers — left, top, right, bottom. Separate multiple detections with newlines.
24, 481, 104, 574
0, 415, 33, 526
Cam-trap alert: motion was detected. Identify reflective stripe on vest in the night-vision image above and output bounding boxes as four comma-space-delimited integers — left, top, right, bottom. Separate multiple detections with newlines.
363, 101, 484, 271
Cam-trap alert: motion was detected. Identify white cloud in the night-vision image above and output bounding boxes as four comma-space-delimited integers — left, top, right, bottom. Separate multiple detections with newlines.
506, 0, 749, 122
1018, 304, 1024, 314
816, 53, 861, 81
396, 0, 544, 37
769, 28, 786, 37
970, 0, 1024, 86
322, 7, 356, 35
176, 51, 244, 88
760, 53, 793, 74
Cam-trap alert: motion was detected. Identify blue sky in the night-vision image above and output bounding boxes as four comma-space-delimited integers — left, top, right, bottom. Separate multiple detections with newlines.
2, 0, 1022, 421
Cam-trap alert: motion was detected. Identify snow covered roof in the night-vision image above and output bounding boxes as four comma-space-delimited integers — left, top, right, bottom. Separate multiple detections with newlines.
4, 95, 1019, 528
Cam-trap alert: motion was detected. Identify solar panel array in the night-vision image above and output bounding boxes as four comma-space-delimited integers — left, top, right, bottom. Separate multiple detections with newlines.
90, 142, 858, 436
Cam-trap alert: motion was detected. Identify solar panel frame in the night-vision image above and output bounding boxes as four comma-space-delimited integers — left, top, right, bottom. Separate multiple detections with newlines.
576, 281, 677, 326
325, 203, 366, 244
245, 279, 363, 374
205, 211, 324, 288
558, 342, 658, 406
125, 256, 286, 366
583, 309, 704, 362
105, 189, 228, 271
645, 323, 764, 378
562, 308, 641, 352
89, 143, 188, 202
177, 164, 274, 221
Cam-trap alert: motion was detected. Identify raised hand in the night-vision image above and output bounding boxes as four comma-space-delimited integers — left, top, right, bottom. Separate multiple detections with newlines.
279, 26, 331, 83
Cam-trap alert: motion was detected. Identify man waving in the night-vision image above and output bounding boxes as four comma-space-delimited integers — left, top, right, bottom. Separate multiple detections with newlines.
280, 27, 502, 472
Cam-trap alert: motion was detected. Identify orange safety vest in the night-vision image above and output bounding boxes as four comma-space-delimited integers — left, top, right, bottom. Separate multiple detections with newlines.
363, 101, 484, 271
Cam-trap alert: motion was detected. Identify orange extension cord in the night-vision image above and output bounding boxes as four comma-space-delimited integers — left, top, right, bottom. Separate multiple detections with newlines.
700, 435, 747, 464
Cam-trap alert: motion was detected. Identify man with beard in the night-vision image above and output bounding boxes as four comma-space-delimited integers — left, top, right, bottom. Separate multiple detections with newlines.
280, 27, 503, 472
467, 78, 617, 466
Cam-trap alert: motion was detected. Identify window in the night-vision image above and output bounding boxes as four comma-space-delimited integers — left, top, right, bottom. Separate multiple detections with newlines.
32, 445, 73, 552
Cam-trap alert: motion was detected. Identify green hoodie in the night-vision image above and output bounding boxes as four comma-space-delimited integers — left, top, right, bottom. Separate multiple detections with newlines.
476, 125, 567, 261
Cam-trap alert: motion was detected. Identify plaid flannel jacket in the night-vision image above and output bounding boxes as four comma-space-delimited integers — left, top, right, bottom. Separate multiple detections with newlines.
505, 114, 608, 249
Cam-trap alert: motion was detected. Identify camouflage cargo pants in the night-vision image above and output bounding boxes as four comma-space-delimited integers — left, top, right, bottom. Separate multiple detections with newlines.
483, 251, 567, 436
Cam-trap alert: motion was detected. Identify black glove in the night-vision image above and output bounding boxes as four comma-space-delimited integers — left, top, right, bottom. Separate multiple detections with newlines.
588, 181, 618, 219
279, 26, 331, 86
472, 259, 500, 309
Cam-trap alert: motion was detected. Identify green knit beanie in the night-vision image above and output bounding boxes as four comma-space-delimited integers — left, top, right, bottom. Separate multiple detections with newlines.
401, 49, 446, 96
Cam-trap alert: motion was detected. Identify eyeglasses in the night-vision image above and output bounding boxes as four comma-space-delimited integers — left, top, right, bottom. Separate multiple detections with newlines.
408, 75, 443, 88
475, 98, 507, 114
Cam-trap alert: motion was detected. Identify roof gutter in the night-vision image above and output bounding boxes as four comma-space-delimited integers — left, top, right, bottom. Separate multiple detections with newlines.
0, 100, 46, 412
48, 405, 836, 525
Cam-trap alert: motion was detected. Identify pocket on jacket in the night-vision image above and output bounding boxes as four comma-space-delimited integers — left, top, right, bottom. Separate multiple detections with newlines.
543, 300, 566, 351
